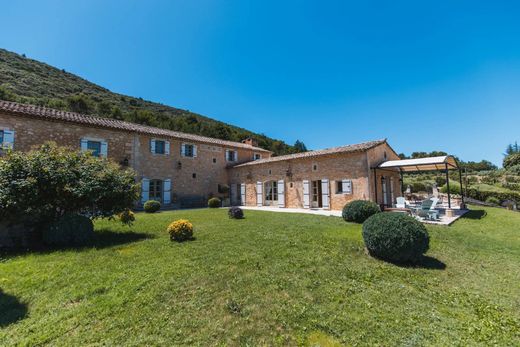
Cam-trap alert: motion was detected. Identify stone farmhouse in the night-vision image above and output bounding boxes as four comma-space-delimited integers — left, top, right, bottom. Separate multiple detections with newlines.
0, 100, 402, 210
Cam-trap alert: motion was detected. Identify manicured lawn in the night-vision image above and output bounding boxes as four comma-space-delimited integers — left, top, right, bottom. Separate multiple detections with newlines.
1, 207, 519, 345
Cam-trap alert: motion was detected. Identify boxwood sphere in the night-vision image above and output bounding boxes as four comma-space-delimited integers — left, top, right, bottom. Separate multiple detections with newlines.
208, 197, 221, 208
342, 200, 381, 223
143, 200, 161, 213
362, 212, 429, 263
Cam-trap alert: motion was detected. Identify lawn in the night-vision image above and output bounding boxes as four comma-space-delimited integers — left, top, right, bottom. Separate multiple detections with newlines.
1, 207, 519, 346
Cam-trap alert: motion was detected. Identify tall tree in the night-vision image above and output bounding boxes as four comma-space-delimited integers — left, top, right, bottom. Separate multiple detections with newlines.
293, 140, 308, 153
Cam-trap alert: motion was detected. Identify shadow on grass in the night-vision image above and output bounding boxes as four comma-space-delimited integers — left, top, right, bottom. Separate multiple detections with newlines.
92, 229, 153, 249
462, 210, 487, 220
0, 290, 28, 327
1, 230, 153, 259
377, 255, 447, 270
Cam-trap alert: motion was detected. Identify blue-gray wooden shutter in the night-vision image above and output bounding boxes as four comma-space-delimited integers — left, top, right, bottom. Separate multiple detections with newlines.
80, 138, 88, 152
141, 178, 150, 204
163, 179, 171, 204
2, 130, 14, 149
277, 180, 285, 207
100, 140, 108, 157
165, 141, 170, 155
150, 139, 156, 154
256, 181, 263, 206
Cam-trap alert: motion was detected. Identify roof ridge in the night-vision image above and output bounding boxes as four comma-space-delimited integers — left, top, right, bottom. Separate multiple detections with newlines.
0, 99, 271, 152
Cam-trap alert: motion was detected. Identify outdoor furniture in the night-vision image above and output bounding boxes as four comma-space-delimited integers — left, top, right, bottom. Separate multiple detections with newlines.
412, 198, 440, 220
384, 207, 412, 216
395, 197, 407, 209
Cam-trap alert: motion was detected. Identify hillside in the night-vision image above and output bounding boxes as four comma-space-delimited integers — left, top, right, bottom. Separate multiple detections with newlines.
0, 48, 296, 155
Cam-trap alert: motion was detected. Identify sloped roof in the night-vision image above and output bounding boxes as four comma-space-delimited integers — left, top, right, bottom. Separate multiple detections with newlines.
0, 100, 271, 152
234, 139, 387, 167
377, 155, 459, 172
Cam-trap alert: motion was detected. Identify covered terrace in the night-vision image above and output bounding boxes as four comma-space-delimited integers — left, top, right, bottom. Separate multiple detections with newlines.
374, 155, 468, 225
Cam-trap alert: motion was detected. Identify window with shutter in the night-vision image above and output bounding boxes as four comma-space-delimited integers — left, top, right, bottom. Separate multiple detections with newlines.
2, 130, 15, 150
183, 144, 195, 157
154, 140, 165, 154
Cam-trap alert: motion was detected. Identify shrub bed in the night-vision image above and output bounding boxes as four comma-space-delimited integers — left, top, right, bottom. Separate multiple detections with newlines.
167, 219, 193, 242
342, 200, 380, 223
144, 200, 161, 213
228, 206, 244, 219
208, 197, 221, 208
362, 213, 429, 264
43, 214, 94, 247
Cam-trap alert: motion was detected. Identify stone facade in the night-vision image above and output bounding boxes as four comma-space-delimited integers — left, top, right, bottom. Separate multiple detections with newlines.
229, 142, 401, 211
0, 101, 403, 211
0, 109, 270, 208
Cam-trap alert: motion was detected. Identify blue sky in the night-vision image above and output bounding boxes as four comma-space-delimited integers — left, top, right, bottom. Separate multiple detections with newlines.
1, 0, 520, 165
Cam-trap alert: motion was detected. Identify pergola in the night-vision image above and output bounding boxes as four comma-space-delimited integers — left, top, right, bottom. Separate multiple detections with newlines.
374, 155, 464, 208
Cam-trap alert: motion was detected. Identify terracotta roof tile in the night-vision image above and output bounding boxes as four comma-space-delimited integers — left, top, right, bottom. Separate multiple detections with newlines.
233, 139, 387, 167
0, 100, 271, 152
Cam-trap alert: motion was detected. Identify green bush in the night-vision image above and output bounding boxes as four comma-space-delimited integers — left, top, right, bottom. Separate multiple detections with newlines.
506, 164, 520, 176
167, 219, 193, 242
342, 200, 381, 223
118, 209, 135, 225
466, 185, 520, 204
485, 196, 500, 205
503, 153, 520, 169
362, 213, 429, 264
440, 183, 462, 195
42, 214, 94, 247
208, 197, 221, 208
228, 206, 244, 219
0, 142, 139, 226
144, 200, 161, 213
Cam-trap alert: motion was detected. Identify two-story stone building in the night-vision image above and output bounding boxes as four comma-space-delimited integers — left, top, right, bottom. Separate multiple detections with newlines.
0, 100, 402, 210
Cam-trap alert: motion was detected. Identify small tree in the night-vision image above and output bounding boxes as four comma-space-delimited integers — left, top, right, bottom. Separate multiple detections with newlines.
503, 153, 520, 169
0, 142, 139, 226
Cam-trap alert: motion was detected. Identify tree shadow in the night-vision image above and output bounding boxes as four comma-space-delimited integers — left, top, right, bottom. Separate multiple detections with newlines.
1, 230, 153, 259
91, 229, 153, 249
0, 290, 28, 327
462, 210, 487, 220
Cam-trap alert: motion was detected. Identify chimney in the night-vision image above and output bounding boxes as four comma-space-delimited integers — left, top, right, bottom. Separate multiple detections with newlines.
241, 137, 258, 147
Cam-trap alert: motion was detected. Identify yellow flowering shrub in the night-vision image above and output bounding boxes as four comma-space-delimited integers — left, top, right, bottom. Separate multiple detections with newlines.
167, 219, 193, 242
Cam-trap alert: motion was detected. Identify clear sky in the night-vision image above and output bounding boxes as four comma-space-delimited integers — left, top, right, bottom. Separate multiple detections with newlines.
1, 1, 520, 165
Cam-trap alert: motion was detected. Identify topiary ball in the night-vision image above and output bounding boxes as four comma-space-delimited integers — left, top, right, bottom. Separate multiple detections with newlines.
228, 206, 244, 219
43, 214, 94, 247
362, 212, 429, 264
118, 209, 135, 225
144, 200, 161, 213
167, 219, 193, 242
342, 200, 381, 223
208, 197, 221, 208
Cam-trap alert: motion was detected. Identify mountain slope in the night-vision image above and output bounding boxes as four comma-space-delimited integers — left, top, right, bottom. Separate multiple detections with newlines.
0, 48, 297, 155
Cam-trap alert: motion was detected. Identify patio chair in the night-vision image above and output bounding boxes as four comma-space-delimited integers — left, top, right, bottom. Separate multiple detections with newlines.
395, 197, 407, 209
413, 198, 440, 220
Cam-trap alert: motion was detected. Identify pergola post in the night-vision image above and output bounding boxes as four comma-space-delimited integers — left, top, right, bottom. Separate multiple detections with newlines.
399, 169, 404, 196
445, 163, 451, 208
458, 167, 465, 206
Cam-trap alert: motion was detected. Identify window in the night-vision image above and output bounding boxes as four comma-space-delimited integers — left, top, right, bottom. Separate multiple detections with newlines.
155, 140, 165, 154
149, 179, 163, 202
182, 143, 196, 157
87, 140, 102, 157
0, 130, 3, 144
192, 173, 196, 178
254, 153, 261, 160
336, 179, 353, 194
384, 151, 387, 160
290, 182, 293, 188
268, 169, 272, 175
213, 158, 217, 163
312, 164, 318, 171
264, 181, 278, 202
226, 150, 237, 162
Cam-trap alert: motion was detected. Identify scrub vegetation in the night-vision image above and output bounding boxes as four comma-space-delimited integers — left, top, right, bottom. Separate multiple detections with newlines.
1, 207, 519, 345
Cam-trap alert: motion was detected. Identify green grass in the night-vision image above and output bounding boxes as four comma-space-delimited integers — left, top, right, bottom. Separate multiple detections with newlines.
1, 207, 519, 346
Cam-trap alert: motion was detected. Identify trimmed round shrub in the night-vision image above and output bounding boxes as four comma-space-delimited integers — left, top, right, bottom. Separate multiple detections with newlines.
485, 196, 500, 205
208, 197, 221, 208
118, 209, 135, 225
342, 200, 381, 223
228, 206, 244, 219
144, 200, 161, 213
362, 213, 429, 264
43, 214, 94, 247
167, 219, 193, 242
